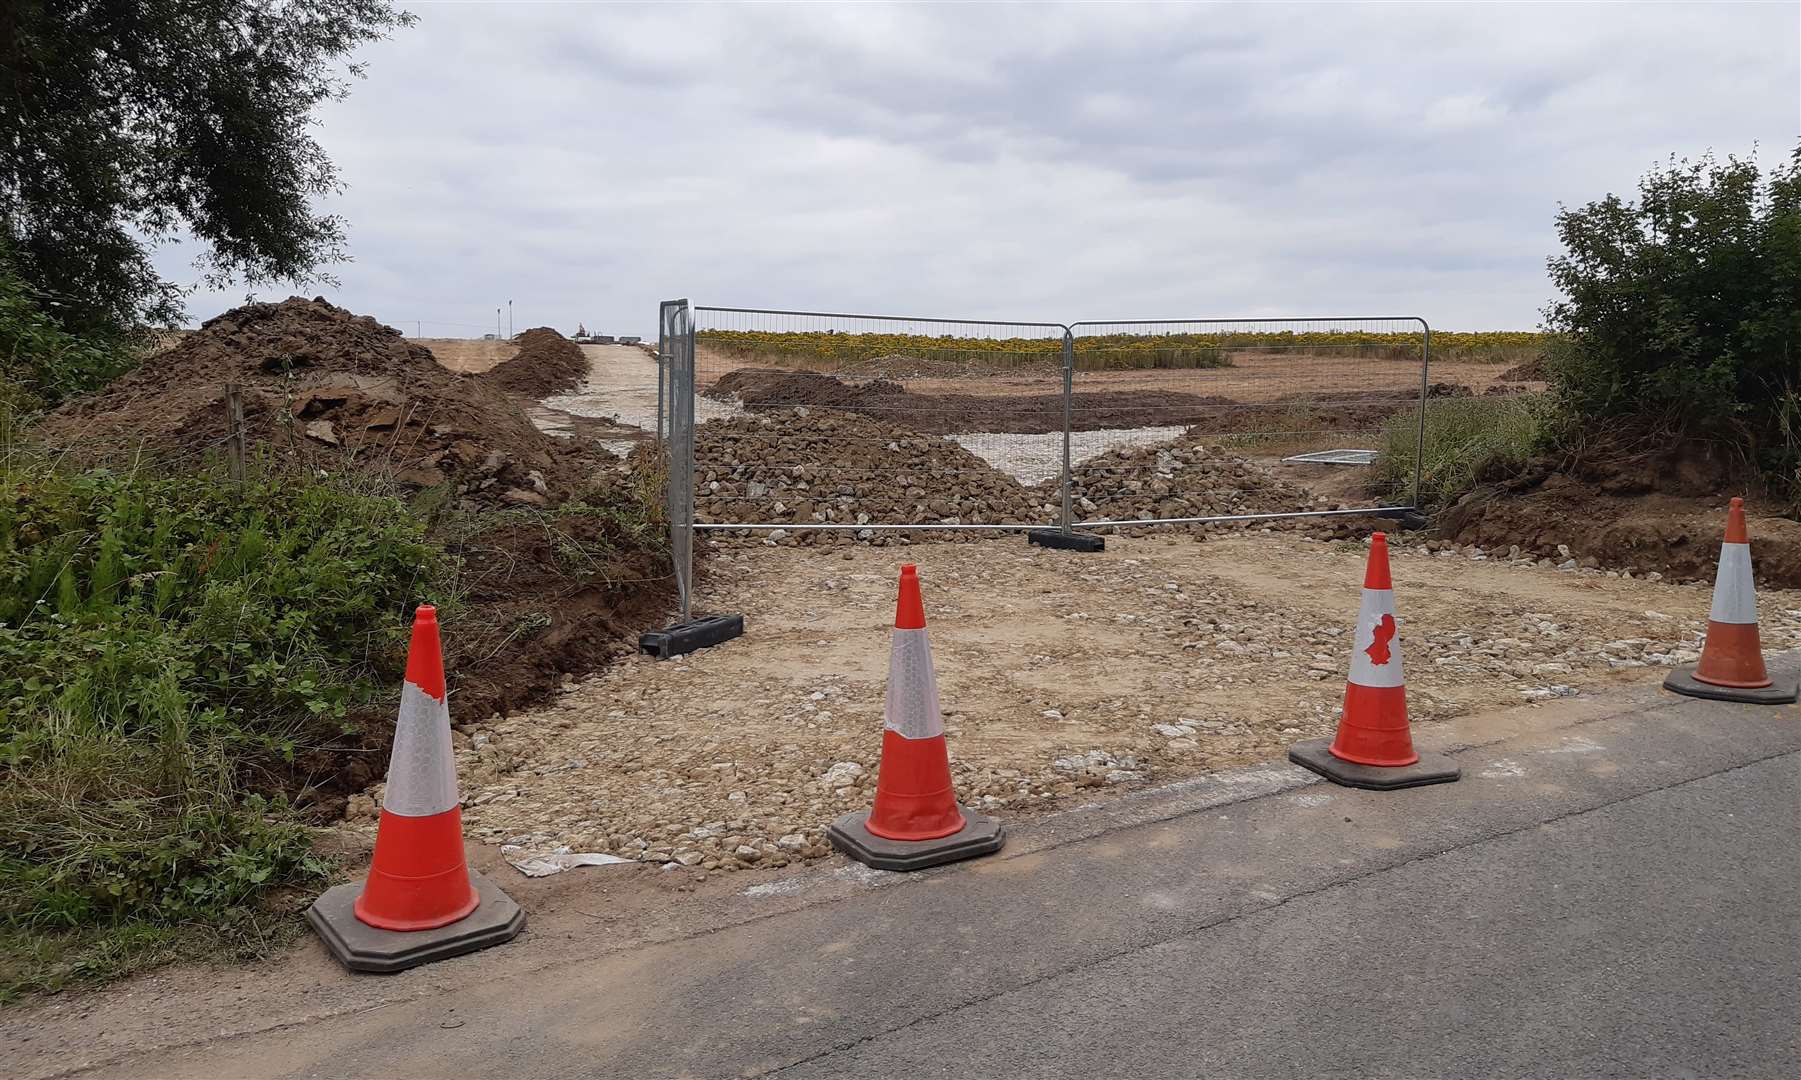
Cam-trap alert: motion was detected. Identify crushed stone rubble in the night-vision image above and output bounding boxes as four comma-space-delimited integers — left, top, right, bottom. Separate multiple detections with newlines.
338, 535, 1801, 875
691, 410, 1363, 544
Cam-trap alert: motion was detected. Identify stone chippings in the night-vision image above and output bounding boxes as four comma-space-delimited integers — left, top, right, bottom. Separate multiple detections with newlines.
689, 411, 1351, 544
335, 537, 1801, 876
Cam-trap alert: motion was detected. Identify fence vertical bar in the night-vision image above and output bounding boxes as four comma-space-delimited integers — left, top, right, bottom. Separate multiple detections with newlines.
656, 304, 668, 446
1059, 330, 1075, 533
1413, 320, 1431, 512
678, 308, 696, 620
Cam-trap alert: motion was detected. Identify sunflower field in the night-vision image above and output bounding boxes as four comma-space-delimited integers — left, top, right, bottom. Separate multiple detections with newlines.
697, 328, 1545, 372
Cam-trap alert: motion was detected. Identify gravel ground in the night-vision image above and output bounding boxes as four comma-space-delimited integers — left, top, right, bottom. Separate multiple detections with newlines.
338, 533, 1801, 875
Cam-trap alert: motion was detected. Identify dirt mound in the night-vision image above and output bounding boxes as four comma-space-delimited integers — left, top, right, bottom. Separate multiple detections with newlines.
708, 368, 1242, 435
35, 297, 603, 506
483, 326, 590, 396
694, 411, 1043, 535
1498, 357, 1548, 381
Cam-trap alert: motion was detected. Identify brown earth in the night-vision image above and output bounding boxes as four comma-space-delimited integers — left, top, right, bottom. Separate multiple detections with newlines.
708, 367, 1483, 437
440, 504, 676, 722
35, 297, 606, 508
482, 327, 589, 397
1443, 471, 1801, 588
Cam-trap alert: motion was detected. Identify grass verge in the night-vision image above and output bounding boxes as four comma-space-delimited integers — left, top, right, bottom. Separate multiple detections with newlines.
0, 455, 442, 1000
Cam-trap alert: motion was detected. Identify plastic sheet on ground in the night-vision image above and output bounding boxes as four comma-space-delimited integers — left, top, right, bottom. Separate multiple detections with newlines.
501, 843, 633, 878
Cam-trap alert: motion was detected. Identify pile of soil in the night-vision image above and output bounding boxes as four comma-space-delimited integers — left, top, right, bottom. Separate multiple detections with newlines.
1062, 432, 1328, 525
694, 411, 1044, 533
1497, 357, 1548, 382
483, 326, 590, 397
35, 297, 603, 507
1440, 449, 1801, 587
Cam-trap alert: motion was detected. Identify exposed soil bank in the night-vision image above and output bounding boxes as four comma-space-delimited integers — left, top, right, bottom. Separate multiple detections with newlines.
1443, 467, 1801, 588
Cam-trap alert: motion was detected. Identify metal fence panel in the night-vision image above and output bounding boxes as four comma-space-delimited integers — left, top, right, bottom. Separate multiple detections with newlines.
687, 307, 1072, 535
658, 303, 1432, 620
1065, 318, 1429, 527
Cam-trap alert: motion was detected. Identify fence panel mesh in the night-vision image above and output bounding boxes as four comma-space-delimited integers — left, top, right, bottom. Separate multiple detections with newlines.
1065, 318, 1429, 526
688, 308, 1071, 535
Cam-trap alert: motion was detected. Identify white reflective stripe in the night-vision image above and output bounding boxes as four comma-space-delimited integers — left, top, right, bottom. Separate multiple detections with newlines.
383, 680, 460, 817
1709, 543, 1757, 625
1346, 587, 1405, 688
884, 627, 944, 740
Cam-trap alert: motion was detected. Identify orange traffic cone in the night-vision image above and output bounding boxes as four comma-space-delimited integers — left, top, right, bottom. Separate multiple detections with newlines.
1665, 498, 1798, 704
828, 565, 1004, 870
307, 605, 525, 972
1289, 533, 1461, 790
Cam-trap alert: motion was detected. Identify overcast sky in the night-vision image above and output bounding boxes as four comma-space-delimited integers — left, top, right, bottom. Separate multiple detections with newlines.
161, 1, 1799, 336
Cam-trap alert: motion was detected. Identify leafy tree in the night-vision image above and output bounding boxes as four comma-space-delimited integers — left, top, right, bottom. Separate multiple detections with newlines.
0, 249, 132, 413
0, 1, 414, 339
1544, 145, 1801, 495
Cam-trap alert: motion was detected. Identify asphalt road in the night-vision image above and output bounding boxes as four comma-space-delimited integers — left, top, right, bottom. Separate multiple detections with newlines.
18, 664, 1801, 1080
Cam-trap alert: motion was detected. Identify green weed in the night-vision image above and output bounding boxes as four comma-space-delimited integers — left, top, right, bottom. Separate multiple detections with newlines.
1376, 395, 1548, 511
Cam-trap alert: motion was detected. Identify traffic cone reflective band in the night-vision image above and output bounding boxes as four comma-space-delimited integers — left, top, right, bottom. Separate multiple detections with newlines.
1329, 532, 1418, 767
827, 565, 1004, 870
306, 605, 524, 972
865, 565, 966, 841
1288, 534, 1461, 790
1693, 499, 1770, 689
355, 605, 478, 930
1664, 500, 1798, 704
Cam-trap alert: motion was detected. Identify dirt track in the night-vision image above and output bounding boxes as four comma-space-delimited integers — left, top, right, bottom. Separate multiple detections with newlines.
423, 337, 515, 373
334, 533, 1801, 872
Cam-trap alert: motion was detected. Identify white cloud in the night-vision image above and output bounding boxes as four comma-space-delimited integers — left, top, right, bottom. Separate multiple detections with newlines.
158, 1, 1800, 334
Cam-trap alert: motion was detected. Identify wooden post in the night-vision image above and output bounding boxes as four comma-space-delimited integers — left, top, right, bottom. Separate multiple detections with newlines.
225, 382, 245, 482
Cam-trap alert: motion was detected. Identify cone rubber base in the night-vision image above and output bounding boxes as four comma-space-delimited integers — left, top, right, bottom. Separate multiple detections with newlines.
307, 869, 524, 974
1663, 665, 1798, 705
827, 806, 1004, 871
1026, 529, 1105, 553
1288, 738, 1461, 791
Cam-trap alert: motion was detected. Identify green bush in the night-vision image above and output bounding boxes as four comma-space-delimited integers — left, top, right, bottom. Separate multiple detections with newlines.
1544, 146, 1801, 498
1377, 395, 1548, 511
0, 459, 446, 998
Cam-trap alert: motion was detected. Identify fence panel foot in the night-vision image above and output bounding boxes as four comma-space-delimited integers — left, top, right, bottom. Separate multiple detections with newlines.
1027, 529, 1105, 553
640, 614, 745, 659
